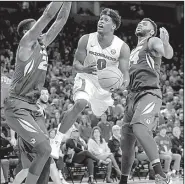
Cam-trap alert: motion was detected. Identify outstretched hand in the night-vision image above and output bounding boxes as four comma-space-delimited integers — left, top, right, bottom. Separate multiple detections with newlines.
160, 27, 169, 45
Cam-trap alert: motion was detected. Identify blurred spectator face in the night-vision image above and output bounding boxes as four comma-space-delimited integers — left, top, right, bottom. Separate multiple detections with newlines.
179, 113, 183, 121
121, 98, 126, 105
40, 89, 49, 103
81, 115, 87, 124
50, 87, 56, 94
100, 113, 107, 122
167, 91, 173, 99
51, 117, 56, 124
172, 127, 181, 138
116, 120, 123, 127
112, 125, 121, 137
71, 129, 79, 139
22, 2, 29, 10
9, 69, 14, 78
165, 80, 170, 86
55, 111, 60, 119
173, 96, 179, 103
160, 128, 167, 137
166, 102, 173, 110
179, 89, 183, 96
97, 15, 116, 34
49, 129, 56, 139
93, 128, 101, 139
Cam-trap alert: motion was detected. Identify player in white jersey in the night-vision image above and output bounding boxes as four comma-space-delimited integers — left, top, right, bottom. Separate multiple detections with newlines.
51, 8, 130, 159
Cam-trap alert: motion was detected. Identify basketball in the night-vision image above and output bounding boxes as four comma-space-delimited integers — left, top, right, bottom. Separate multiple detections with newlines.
98, 66, 124, 91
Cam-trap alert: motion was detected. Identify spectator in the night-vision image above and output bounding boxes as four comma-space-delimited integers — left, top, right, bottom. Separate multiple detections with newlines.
97, 112, 112, 142
108, 125, 122, 166
64, 127, 108, 184
154, 125, 181, 177
171, 127, 184, 156
78, 114, 92, 143
88, 126, 121, 182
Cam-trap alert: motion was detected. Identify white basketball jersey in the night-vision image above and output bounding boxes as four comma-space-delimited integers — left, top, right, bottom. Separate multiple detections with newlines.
77, 32, 124, 85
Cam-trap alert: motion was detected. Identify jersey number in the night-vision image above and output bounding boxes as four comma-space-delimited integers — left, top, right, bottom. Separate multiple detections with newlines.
38, 50, 48, 71
97, 59, 106, 70
130, 46, 143, 65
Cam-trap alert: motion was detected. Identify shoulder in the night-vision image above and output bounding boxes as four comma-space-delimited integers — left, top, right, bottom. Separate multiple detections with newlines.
120, 41, 130, 56
148, 37, 163, 48
78, 34, 90, 44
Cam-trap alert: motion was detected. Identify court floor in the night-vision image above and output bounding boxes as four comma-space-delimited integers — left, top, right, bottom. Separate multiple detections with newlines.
47, 177, 183, 184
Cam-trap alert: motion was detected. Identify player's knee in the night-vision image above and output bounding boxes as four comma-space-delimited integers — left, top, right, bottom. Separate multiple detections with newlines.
34, 140, 51, 157
74, 99, 88, 112
132, 123, 148, 138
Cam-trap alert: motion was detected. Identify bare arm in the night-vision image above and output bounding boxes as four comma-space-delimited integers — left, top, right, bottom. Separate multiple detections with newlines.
118, 42, 130, 88
148, 27, 173, 59
43, 2, 72, 47
73, 34, 89, 72
20, 2, 64, 47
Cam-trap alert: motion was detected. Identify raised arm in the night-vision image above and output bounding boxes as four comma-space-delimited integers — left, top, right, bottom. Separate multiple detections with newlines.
118, 42, 130, 89
20, 2, 64, 47
148, 27, 173, 59
73, 34, 97, 75
43, 2, 72, 47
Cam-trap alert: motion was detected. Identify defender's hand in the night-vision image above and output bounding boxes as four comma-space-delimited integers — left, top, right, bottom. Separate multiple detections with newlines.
160, 27, 169, 45
82, 64, 97, 75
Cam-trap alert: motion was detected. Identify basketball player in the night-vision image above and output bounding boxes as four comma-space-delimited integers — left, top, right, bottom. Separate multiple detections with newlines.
12, 88, 68, 184
51, 8, 130, 159
119, 18, 173, 184
4, 2, 71, 184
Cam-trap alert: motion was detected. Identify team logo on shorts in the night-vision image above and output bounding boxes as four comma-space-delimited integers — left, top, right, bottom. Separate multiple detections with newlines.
111, 49, 116, 55
30, 138, 36, 144
144, 118, 151, 124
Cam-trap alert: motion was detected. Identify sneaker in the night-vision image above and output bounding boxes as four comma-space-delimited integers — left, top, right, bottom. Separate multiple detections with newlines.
155, 174, 172, 184
61, 178, 69, 184
50, 140, 61, 159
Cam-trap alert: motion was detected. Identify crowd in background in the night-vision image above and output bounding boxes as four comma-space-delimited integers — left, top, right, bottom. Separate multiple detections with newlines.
0, 2, 184, 183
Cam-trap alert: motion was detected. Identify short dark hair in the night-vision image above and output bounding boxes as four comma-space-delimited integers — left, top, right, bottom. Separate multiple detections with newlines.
142, 18, 157, 37
100, 8, 121, 30
17, 19, 36, 37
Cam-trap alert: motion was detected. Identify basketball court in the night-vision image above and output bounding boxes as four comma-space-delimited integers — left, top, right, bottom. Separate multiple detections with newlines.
47, 178, 183, 184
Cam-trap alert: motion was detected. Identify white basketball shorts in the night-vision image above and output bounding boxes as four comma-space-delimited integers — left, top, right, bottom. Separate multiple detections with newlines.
73, 75, 114, 117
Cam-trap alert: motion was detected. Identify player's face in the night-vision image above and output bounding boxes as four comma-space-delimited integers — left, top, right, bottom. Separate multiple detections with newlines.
40, 89, 49, 103
135, 21, 154, 37
97, 15, 115, 34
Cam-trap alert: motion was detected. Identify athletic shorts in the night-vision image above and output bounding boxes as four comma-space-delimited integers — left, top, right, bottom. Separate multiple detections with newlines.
73, 75, 114, 116
18, 115, 49, 169
123, 89, 162, 131
4, 97, 49, 148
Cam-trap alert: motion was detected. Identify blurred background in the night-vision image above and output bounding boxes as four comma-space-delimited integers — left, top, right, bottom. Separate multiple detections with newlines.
0, 1, 184, 183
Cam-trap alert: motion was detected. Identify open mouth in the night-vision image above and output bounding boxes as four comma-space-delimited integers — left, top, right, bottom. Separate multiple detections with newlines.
98, 24, 103, 29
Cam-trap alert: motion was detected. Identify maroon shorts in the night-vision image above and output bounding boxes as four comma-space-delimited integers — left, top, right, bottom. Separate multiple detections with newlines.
123, 89, 162, 131
4, 97, 49, 148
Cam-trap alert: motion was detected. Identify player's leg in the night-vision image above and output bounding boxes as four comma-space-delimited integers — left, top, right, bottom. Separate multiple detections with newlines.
119, 124, 137, 184
131, 93, 171, 183
4, 100, 51, 184
51, 77, 92, 158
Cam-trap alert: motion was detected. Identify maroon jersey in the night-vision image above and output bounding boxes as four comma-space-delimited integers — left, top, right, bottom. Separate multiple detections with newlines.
9, 43, 48, 103
128, 38, 161, 92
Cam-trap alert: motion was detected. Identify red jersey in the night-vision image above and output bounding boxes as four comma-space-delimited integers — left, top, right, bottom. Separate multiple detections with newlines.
9, 42, 48, 103
128, 38, 161, 92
